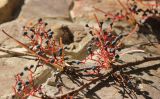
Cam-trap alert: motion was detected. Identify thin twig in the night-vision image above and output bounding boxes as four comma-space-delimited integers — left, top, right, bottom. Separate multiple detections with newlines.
0, 47, 34, 57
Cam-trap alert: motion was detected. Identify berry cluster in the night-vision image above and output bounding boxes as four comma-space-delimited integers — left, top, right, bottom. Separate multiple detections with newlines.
128, 0, 160, 18
22, 18, 65, 71
12, 18, 68, 98
82, 15, 124, 74
13, 65, 42, 98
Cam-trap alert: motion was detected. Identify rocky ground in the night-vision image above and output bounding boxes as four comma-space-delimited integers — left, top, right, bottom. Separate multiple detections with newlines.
0, 0, 160, 99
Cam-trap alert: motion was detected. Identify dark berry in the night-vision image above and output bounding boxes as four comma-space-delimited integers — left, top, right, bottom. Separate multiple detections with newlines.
85, 24, 89, 27
45, 22, 48, 26
154, 9, 158, 14
50, 59, 55, 63
20, 72, 24, 76
117, 34, 123, 39
76, 61, 81, 65
115, 54, 120, 59
105, 41, 110, 46
18, 81, 22, 85
30, 35, 34, 39
24, 67, 29, 71
109, 48, 115, 53
18, 85, 22, 89
143, 12, 147, 16
36, 44, 41, 49
91, 66, 97, 70
87, 47, 92, 54
35, 58, 39, 61
23, 32, 28, 36
110, 23, 113, 27
17, 88, 21, 92
25, 81, 30, 85
58, 48, 63, 56
100, 21, 103, 27
48, 34, 52, 39
29, 46, 33, 50
49, 31, 54, 35
89, 31, 93, 36
38, 18, 42, 23
30, 65, 34, 69
111, 40, 117, 46
64, 57, 69, 60
47, 29, 51, 32
36, 51, 43, 55
45, 39, 49, 44
115, 34, 123, 41
40, 32, 44, 36
30, 28, 35, 32
137, 9, 143, 13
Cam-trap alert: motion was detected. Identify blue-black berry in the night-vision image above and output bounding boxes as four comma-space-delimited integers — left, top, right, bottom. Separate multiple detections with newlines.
50, 59, 55, 63
20, 72, 24, 76
24, 67, 29, 71
25, 81, 30, 85
23, 32, 28, 36
30, 65, 34, 69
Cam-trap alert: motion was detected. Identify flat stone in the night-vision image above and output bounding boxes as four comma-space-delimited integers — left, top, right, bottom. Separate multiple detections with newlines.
19, 0, 70, 20
71, 0, 127, 21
